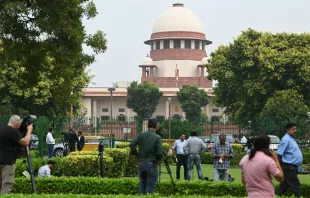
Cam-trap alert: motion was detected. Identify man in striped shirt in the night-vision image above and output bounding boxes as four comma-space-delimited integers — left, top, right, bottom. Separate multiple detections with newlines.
211, 134, 234, 182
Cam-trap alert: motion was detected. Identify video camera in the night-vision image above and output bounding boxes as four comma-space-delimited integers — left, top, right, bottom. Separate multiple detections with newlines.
98, 139, 105, 153
19, 115, 37, 137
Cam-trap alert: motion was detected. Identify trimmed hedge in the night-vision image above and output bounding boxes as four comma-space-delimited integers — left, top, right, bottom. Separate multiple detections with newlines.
12, 177, 310, 197
16, 155, 113, 178
231, 144, 243, 152
0, 195, 250, 198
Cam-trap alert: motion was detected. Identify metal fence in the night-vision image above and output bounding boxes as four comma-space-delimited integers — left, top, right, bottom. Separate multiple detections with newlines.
0, 115, 309, 156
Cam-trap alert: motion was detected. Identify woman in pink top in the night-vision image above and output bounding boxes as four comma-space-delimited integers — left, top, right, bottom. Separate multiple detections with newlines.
239, 134, 284, 198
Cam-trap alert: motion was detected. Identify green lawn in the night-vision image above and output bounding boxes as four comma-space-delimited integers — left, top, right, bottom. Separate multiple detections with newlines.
159, 164, 310, 183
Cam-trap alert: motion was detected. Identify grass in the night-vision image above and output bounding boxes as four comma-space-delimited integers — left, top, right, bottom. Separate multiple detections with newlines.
158, 164, 310, 183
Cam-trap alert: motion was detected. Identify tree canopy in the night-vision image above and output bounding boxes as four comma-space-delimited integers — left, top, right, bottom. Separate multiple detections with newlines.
177, 85, 209, 123
126, 81, 163, 119
0, 0, 107, 116
206, 29, 310, 122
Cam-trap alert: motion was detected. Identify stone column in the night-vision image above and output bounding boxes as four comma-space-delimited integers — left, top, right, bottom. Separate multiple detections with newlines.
92, 99, 97, 126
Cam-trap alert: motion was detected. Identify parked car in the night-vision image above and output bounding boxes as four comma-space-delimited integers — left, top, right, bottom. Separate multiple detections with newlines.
207, 134, 235, 151
198, 136, 211, 149
53, 136, 111, 157
268, 135, 280, 150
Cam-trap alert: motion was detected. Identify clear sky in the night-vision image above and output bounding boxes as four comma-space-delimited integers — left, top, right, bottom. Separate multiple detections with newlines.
83, 0, 310, 87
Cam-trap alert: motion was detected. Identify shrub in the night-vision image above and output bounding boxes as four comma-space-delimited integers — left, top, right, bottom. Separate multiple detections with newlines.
104, 148, 129, 178
30, 150, 41, 158
15, 158, 45, 177
124, 148, 139, 177
231, 144, 243, 152
12, 177, 310, 197
303, 152, 310, 164
69, 151, 97, 156
0, 195, 247, 198
116, 142, 130, 148
201, 152, 212, 164
61, 155, 113, 177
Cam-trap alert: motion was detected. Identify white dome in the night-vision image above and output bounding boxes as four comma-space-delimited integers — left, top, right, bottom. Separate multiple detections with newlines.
142, 56, 153, 65
152, 4, 205, 34
201, 57, 208, 65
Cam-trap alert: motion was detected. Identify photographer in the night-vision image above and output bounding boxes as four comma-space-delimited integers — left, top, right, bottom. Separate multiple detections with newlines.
0, 115, 33, 194
130, 118, 163, 195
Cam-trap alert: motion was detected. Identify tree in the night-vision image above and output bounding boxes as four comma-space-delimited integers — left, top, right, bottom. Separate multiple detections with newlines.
177, 85, 209, 123
206, 29, 310, 121
0, 0, 107, 116
126, 81, 163, 125
259, 90, 309, 137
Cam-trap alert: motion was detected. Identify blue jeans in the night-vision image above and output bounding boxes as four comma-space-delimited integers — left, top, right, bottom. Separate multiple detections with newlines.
187, 154, 203, 180
213, 168, 229, 182
138, 162, 158, 195
48, 144, 54, 158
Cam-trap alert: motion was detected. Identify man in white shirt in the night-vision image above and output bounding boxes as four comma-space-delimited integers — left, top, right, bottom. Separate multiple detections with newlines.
172, 133, 187, 180
240, 135, 247, 151
46, 128, 55, 158
38, 160, 55, 177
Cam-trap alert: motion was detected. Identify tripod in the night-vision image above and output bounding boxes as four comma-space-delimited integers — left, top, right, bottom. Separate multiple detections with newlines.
157, 155, 176, 190
62, 133, 70, 156
17, 146, 37, 193
95, 144, 105, 178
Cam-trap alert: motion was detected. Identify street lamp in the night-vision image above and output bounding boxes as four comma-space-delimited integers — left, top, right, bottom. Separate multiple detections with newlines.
167, 97, 172, 156
107, 87, 116, 120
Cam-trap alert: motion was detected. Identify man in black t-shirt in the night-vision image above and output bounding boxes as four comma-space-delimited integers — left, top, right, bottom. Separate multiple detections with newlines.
0, 115, 33, 194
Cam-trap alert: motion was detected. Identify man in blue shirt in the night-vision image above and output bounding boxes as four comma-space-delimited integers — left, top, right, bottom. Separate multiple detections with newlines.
172, 133, 187, 180
276, 123, 303, 197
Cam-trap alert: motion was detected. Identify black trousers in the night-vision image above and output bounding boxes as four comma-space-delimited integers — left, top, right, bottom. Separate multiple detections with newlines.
276, 163, 301, 197
176, 154, 188, 180
69, 145, 76, 152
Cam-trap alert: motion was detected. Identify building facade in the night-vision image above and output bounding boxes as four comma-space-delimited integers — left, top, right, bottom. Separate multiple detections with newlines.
82, 3, 224, 124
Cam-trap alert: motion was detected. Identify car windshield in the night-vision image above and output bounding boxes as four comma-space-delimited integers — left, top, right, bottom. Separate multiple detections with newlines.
211, 135, 234, 143
269, 136, 280, 144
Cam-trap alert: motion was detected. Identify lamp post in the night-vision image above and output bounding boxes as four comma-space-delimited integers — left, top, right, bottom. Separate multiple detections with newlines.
70, 92, 74, 129
108, 87, 116, 137
248, 120, 252, 134
108, 88, 116, 120
167, 97, 172, 156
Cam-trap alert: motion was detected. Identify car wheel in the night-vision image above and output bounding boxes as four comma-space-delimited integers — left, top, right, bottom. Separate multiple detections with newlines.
53, 148, 64, 157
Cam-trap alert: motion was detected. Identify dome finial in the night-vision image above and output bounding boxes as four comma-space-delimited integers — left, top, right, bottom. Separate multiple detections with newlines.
173, 3, 184, 7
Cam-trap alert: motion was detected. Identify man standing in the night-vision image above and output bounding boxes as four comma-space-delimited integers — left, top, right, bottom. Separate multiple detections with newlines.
183, 131, 207, 180
46, 128, 55, 158
172, 133, 187, 180
67, 129, 77, 152
0, 115, 33, 194
276, 123, 303, 197
211, 134, 234, 182
38, 160, 55, 177
130, 118, 163, 195
77, 131, 85, 151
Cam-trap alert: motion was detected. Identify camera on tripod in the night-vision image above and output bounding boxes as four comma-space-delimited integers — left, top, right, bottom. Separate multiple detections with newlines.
98, 139, 105, 152
19, 115, 37, 137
